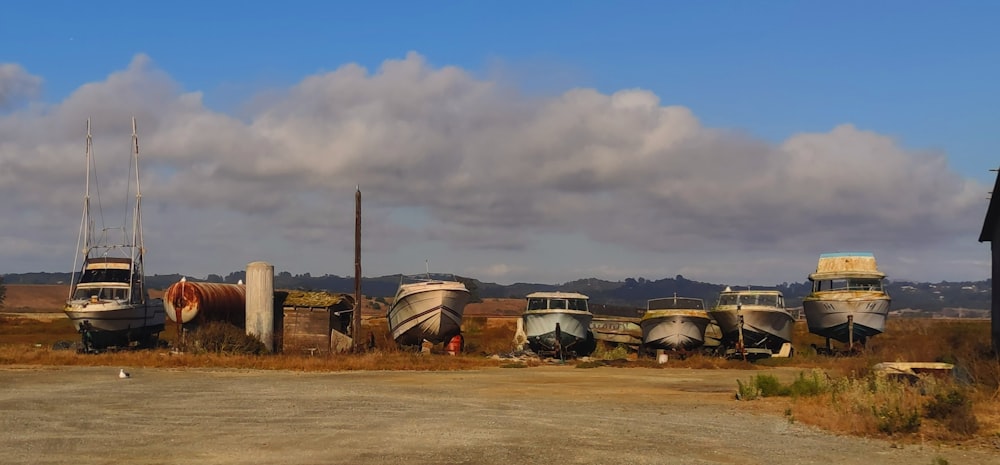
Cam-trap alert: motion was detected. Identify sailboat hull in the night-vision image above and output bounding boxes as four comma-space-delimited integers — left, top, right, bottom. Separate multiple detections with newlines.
388, 282, 470, 346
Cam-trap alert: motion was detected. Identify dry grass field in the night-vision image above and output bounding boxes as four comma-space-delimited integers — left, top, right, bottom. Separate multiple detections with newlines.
3, 283, 1000, 452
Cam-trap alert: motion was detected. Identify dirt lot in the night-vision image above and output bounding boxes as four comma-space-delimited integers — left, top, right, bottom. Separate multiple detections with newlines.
1, 365, 995, 465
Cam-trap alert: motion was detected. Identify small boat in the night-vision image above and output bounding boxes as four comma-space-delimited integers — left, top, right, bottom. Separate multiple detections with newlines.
64, 119, 165, 350
590, 315, 642, 347
522, 291, 595, 357
387, 275, 471, 347
802, 252, 891, 351
708, 287, 794, 358
640, 295, 711, 352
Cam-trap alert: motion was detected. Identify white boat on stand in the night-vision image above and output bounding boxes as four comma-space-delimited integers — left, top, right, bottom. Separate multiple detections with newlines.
387, 275, 471, 349
708, 287, 794, 360
802, 252, 891, 353
64, 119, 166, 351
640, 295, 711, 355
522, 292, 595, 358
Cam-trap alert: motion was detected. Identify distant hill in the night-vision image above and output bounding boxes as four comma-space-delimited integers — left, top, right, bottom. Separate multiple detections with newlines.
1, 271, 990, 312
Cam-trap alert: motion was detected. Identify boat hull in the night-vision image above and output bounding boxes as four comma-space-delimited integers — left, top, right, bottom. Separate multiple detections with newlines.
64, 300, 166, 348
388, 283, 470, 346
590, 316, 642, 346
523, 310, 593, 354
640, 310, 711, 351
710, 308, 794, 354
802, 293, 890, 343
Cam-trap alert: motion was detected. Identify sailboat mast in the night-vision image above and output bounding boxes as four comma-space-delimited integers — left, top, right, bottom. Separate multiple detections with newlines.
69, 119, 93, 299
130, 117, 144, 300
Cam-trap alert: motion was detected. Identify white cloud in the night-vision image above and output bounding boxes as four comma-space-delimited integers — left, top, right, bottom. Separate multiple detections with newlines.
0, 52, 989, 285
0, 63, 42, 109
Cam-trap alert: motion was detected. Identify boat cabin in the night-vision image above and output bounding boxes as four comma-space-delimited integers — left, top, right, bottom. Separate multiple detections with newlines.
525, 292, 589, 312
72, 258, 138, 301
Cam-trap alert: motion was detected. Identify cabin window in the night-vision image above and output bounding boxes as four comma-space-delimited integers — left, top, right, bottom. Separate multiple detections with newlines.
75, 288, 127, 300
849, 279, 882, 291
567, 299, 588, 311
719, 295, 739, 306
738, 294, 758, 306
549, 299, 568, 310
757, 295, 778, 307
78, 268, 130, 284
527, 298, 548, 310
73, 288, 95, 300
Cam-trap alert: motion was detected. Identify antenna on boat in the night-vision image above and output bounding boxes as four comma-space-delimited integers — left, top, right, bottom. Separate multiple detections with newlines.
69, 119, 93, 299
351, 186, 362, 351
425, 260, 430, 279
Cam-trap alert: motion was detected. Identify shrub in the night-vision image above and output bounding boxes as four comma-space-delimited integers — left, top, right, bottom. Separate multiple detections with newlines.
736, 371, 829, 400
753, 374, 789, 397
873, 403, 921, 435
736, 378, 761, 400
788, 370, 830, 397
924, 387, 979, 436
592, 342, 630, 361
188, 322, 267, 355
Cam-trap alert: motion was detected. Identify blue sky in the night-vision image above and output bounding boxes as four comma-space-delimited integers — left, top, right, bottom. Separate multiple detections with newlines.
0, 1, 997, 286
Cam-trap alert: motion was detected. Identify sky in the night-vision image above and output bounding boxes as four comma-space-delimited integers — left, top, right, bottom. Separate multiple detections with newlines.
0, 1, 997, 286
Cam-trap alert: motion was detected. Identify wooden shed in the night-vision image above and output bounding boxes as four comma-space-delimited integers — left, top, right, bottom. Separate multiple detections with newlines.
275, 290, 355, 355
977, 168, 1000, 352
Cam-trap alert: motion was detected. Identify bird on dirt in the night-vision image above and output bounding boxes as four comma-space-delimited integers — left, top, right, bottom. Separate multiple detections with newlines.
119, 369, 131, 379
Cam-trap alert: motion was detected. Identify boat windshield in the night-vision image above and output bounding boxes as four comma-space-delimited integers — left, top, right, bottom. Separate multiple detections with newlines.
72, 287, 129, 301
78, 268, 131, 284
527, 297, 588, 311
813, 279, 883, 292
718, 293, 782, 308
649, 297, 704, 310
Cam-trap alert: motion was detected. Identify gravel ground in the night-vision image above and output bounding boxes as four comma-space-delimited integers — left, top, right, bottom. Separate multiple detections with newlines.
1, 365, 996, 465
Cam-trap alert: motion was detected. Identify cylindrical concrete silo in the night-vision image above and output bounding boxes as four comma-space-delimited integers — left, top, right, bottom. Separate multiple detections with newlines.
245, 261, 274, 352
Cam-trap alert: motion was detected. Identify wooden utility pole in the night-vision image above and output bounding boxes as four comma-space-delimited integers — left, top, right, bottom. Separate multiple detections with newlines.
352, 186, 363, 351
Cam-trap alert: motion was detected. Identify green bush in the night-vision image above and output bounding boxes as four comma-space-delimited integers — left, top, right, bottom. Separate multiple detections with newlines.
788, 370, 830, 397
737, 371, 829, 400
924, 387, 979, 436
753, 374, 789, 397
874, 404, 921, 435
736, 378, 761, 400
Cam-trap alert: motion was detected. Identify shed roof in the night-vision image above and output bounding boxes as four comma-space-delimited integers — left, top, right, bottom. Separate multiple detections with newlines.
276, 290, 354, 309
979, 168, 1000, 242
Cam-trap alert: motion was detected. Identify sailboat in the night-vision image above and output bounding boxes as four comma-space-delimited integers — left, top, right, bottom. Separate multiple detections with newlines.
63, 118, 166, 350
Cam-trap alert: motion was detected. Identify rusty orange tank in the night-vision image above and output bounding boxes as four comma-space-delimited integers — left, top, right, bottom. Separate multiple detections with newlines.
163, 278, 246, 326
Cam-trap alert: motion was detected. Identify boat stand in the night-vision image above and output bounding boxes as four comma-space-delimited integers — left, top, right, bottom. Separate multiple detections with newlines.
554, 323, 565, 363
735, 314, 747, 361
848, 315, 854, 351
816, 315, 864, 356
